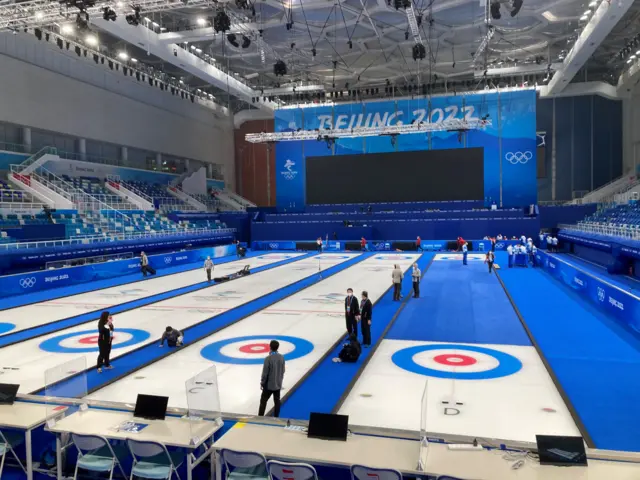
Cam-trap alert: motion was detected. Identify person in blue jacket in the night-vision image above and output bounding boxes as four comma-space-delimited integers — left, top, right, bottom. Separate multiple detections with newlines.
462, 242, 468, 265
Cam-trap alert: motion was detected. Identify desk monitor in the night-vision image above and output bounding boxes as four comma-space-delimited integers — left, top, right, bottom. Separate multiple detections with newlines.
536, 435, 588, 467
133, 394, 169, 421
0, 383, 19, 405
307, 412, 348, 441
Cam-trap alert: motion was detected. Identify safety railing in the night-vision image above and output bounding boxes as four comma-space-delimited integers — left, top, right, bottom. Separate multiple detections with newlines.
0, 227, 235, 250
156, 196, 199, 212
118, 181, 155, 204
13, 146, 57, 173
559, 222, 640, 240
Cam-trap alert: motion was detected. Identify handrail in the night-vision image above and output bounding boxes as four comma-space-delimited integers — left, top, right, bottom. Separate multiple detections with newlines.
559, 222, 640, 241
581, 173, 639, 200
15, 146, 57, 172
0, 227, 235, 250
117, 181, 155, 203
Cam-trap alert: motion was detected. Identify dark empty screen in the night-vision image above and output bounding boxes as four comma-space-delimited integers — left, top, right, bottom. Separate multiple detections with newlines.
305, 148, 484, 204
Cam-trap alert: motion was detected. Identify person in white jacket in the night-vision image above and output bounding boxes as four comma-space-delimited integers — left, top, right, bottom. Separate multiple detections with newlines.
392, 264, 403, 301
204, 256, 214, 282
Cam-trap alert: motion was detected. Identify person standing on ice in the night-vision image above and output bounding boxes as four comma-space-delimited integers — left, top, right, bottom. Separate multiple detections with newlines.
258, 340, 285, 417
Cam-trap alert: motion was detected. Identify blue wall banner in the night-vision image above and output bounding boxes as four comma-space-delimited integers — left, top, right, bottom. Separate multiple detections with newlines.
251, 239, 522, 252
536, 251, 640, 335
275, 90, 537, 210
1, 244, 237, 298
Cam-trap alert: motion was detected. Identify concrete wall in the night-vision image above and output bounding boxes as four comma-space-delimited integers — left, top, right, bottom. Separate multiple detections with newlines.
0, 31, 235, 187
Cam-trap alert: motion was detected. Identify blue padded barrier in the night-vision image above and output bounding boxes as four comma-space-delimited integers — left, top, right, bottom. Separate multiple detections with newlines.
0, 244, 237, 298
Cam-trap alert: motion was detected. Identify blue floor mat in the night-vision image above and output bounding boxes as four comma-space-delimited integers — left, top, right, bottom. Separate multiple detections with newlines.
556, 253, 640, 295
387, 257, 530, 346
499, 266, 640, 452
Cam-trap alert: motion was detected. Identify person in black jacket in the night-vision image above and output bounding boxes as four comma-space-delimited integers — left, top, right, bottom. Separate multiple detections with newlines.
359, 291, 372, 347
97, 311, 114, 373
334, 334, 362, 363
344, 288, 360, 337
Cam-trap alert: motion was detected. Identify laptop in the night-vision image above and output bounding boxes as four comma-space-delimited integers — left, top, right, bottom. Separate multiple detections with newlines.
307, 413, 349, 441
133, 394, 169, 421
536, 435, 588, 467
0, 384, 19, 405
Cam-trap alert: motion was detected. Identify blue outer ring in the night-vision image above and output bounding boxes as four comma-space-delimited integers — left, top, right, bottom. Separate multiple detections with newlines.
200, 335, 314, 365
392, 344, 522, 380
0, 323, 16, 335
39, 328, 151, 353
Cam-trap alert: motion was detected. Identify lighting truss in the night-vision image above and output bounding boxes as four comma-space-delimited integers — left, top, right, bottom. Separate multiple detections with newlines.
405, 4, 422, 44
472, 26, 494, 67
245, 118, 492, 143
0, 0, 213, 32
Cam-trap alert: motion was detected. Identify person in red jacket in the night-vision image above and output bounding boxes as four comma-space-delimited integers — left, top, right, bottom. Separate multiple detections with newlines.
456, 237, 465, 251
416, 236, 422, 251
361, 237, 367, 251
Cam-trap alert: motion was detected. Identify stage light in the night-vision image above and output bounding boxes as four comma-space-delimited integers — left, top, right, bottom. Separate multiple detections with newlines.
405, 31, 409, 40
61, 24, 74, 34
241, 35, 251, 48
274, 60, 287, 76
412, 43, 426, 61
511, 0, 523, 17
589, 0, 597, 5
583, 9, 591, 15
227, 34, 239, 47
35, 11, 44, 20
490, 1, 501, 19
131, 57, 138, 63
116, 1, 124, 6
213, 11, 231, 33
311, 48, 317, 57
348, 40, 352, 49
102, 7, 117, 21
85, 34, 98, 46
196, 48, 202, 53
579, 14, 588, 21
196, 17, 206, 26
76, 12, 90, 31
118, 51, 129, 60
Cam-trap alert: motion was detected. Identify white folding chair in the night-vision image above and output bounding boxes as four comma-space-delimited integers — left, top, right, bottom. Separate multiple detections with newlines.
351, 464, 402, 480
267, 460, 318, 480
72, 433, 126, 480
127, 439, 183, 480
220, 448, 268, 479
0, 429, 26, 478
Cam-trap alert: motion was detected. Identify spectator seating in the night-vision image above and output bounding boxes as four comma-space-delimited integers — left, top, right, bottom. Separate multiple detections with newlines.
125, 181, 193, 211
193, 193, 221, 210
576, 202, 640, 239
59, 175, 111, 196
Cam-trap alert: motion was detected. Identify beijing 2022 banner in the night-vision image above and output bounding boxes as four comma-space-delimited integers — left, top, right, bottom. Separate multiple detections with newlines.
274, 89, 537, 209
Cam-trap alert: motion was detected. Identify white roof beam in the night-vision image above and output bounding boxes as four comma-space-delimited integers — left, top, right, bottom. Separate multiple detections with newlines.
92, 16, 277, 110
544, 0, 634, 95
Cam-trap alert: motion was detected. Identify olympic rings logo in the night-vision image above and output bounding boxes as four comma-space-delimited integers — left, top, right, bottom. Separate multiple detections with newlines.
20, 277, 36, 288
505, 151, 532, 164
495, 243, 505, 249
269, 243, 279, 249
164, 256, 172, 264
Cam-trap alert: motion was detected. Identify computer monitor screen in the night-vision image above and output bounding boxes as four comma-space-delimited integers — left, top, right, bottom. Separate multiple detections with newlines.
307, 413, 349, 441
536, 435, 588, 466
133, 394, 169, 421
0, 384, 19, 405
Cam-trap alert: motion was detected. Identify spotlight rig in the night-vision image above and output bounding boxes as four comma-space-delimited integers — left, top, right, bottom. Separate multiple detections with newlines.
273, 60, 287, 76
126, 6, 141, 25
412, 43, 426, 61
213, 10, 231, 33
102, 6, 117, 21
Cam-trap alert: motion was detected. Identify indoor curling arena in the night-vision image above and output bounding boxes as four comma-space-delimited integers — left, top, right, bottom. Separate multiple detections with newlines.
2, 0, 640, 479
